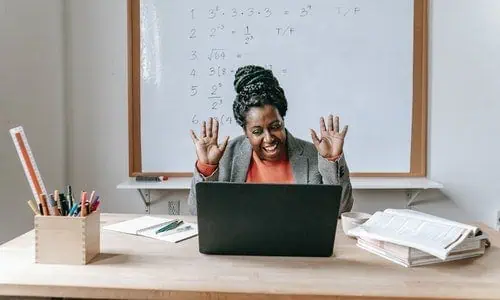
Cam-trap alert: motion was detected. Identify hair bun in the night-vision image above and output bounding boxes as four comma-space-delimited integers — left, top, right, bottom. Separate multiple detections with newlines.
233, 65, 279, 93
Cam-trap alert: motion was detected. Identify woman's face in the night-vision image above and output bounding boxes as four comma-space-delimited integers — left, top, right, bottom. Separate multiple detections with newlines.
244, 104, 287, 161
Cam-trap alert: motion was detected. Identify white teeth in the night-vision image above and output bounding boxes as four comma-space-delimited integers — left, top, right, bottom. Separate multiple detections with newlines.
264, 144, 278, 152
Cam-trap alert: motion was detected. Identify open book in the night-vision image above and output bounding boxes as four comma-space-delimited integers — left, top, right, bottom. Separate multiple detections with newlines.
103, 216, 198, 243
348, 209, 481, 260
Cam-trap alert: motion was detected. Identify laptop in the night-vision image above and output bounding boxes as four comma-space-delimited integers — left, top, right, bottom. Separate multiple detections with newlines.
195, 182, 342, 257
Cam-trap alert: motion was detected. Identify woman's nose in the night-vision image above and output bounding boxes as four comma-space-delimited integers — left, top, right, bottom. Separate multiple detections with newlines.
263, 131, 273, 143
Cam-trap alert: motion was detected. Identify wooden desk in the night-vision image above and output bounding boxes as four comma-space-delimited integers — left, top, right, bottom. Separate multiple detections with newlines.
1, 213, 499, 300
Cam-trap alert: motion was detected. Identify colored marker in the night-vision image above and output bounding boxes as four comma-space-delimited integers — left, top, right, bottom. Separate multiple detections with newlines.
80, 191, 87, 217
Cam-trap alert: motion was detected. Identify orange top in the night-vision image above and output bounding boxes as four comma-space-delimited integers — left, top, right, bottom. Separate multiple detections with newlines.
245, 151, 294, 183
196, 152, 294, 183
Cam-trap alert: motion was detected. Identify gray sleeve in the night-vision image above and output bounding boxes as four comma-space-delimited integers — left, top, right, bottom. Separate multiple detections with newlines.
317, 153, 354, 215
187, 166, 219, 207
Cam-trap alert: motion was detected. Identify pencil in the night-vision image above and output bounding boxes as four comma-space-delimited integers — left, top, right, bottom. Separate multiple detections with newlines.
27, 200, 40, 215
39, 194, 50, 216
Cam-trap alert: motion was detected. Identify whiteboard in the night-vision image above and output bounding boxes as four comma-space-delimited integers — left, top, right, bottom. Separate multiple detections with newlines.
137, 0, 416, 174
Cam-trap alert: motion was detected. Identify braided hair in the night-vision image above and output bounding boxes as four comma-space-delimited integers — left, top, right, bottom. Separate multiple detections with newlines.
232, 65, 288, 128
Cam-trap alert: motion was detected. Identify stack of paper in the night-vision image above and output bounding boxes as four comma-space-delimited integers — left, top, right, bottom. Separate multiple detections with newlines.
104, 216, 198, 243
348, 209, 489, 267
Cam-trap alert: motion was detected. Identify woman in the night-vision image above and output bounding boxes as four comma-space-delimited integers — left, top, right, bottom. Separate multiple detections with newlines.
187, 65, 354, 215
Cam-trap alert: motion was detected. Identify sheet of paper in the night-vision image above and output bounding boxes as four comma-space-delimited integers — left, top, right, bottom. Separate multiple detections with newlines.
384, 209, 478, 234
103, 216, 172, 235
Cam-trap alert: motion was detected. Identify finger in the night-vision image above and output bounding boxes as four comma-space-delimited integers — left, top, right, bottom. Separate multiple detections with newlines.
212, 118, 219, 140
310, 129, 321, 148
201, 121, 207, 138
327, 114, 334, 131
340, 125, 348, 137
189, 130, 199, 143
206, 118, 213, 138
334, 116, 339, 133
320, 117, 327, 133
219, 136, 229, 152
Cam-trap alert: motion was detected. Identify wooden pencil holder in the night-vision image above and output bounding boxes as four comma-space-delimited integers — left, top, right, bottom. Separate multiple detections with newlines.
34, 210, 100, 265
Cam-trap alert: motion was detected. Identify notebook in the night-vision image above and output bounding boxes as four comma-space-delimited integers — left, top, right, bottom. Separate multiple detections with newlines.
103, 216, 198, 243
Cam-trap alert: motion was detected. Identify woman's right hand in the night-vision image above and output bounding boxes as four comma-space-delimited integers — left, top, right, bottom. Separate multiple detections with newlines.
190, 117, 229, 165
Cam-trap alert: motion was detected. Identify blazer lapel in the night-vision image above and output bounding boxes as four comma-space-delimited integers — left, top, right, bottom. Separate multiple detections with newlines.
287, 131, 309, 184
231, 137, 252, 182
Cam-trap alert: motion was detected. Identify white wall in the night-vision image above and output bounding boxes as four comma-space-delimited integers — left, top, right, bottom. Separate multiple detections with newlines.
0, 0, 65, 243
2, 0, 499, 243
428, 0, 500, 228
65, 0, 146, 215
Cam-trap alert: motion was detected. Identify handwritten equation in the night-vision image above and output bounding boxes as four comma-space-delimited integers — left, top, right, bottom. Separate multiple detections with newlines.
190, 5, 313, 20
186, 4, 360, 127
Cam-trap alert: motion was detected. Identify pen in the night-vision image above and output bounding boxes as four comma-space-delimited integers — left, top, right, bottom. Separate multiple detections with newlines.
73, 204, 81, 216
54, 191, 62, 216
159, 225, 193, 236
89, 190, 95, 205
156, 220, 183, 234
38, 203, 44, 215
48, 194, 60, 216
90, 195, 99, 206
154, 220, 177, 234
48, 193, 55, 207
66, 185, 73, 208
91, 199, 100, 212
59, 193, 68, 216
68, 203, 78, 216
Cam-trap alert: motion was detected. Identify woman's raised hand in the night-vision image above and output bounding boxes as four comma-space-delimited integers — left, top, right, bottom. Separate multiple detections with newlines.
310, 115, 348, 160
190, 118, 229, 165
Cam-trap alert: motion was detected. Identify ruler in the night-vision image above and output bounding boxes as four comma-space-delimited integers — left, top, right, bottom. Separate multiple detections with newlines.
9, 126, 48, 204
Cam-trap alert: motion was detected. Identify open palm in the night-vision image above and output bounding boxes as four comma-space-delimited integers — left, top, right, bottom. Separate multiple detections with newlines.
310, 115, 348, 159
190, 118, 229, 165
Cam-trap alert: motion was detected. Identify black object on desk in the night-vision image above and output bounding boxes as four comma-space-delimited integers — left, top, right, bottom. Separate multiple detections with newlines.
195, 182, 342, 257
136, 176, 160, 182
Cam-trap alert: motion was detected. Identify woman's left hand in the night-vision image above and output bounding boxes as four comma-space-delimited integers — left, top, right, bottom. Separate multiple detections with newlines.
310, 115, 348, 160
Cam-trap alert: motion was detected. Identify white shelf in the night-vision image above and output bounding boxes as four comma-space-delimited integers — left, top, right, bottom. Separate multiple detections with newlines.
117, 177, 192, 190
350, 177, 443, 190
117, 177, 443, 190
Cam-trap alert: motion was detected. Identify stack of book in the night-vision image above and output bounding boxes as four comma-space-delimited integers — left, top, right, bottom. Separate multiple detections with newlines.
348, 209, 490, 267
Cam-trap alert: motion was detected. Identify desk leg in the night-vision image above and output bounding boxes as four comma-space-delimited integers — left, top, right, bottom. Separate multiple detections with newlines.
406, 190, 422, 208
137, 189, 151, 214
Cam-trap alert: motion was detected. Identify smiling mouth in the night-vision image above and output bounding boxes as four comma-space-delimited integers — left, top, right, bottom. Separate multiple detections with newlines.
263, 142, 279, 154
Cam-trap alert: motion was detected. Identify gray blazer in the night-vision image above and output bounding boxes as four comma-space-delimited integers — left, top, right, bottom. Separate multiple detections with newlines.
187, 131, 354, 215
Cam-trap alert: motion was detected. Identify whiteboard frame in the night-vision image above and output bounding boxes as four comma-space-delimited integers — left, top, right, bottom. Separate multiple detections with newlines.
127, 0, 428, 178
